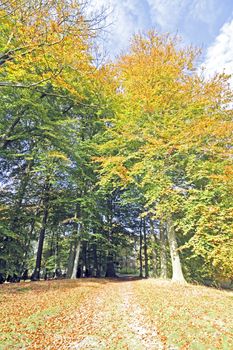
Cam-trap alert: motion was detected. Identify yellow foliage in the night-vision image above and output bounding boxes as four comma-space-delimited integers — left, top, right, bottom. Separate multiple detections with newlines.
0, 0, 94, 97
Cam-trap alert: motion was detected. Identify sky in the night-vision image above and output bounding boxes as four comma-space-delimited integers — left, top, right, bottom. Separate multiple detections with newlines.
89, 0, 233, 83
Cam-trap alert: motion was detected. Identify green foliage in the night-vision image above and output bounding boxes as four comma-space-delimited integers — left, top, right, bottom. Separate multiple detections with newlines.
0, 12, 232, 284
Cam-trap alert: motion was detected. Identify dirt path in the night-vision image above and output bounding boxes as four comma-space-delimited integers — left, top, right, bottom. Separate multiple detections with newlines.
52, 279, 164, 350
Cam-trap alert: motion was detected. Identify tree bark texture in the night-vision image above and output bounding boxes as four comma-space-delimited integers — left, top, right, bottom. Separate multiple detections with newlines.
167, 218, 186, 283
71, 236, 81, 279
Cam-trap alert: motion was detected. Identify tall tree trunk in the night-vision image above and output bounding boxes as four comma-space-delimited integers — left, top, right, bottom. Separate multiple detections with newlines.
105, 195, 116, 278
71, 236, 81, 279
150, 219, 158, 277
167, 218, 186, 283
105, 255, 116, 277
67, 241, 75, 278
82, 240, 88, 277
33, 182, 50, 280
55, 231, 60, 271
160, 223, 168, 279
99, 250, 103, 277
69, 202, 82, 279
143, 218, 149, 278
139, 219, 143, 278
93, 243, 100, 277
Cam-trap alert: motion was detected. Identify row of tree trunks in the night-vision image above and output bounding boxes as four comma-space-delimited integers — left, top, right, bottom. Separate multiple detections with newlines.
27, 186, 185, 282
47, 211, 185, 282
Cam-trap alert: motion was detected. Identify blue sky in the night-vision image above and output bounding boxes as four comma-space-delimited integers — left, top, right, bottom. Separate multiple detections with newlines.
90, 0, 233, 83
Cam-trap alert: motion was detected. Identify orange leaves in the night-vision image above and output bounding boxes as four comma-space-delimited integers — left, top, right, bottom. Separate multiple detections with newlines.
0, 279, 107, 349
134, 279, 233, 349
113, 30, 232, 155
117, 31, 199, 115
1, 279, 233, 349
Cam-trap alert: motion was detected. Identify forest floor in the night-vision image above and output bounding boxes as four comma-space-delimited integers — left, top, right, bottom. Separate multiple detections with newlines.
0, 278, 233, 350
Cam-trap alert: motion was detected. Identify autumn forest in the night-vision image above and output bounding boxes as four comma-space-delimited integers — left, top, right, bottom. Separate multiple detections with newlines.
1, 1, 233, 286
1, 1, 233, 349
1, 0, 233, 288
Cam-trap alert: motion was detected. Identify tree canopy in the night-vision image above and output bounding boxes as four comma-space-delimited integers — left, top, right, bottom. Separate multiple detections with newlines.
0, 1, 232, 286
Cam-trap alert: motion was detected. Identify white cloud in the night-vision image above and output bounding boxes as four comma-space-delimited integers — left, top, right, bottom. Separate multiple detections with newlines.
88, 0, 152, 58
147, 0, 222, 37
191, 0, 218, 25
147, 0, 188, 31
87, 0, 233, 65
202, 18, 233, 86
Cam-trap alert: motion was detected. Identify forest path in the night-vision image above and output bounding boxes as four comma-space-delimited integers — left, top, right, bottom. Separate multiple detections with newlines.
65, 278, 164, 350
1, 279, 233, 349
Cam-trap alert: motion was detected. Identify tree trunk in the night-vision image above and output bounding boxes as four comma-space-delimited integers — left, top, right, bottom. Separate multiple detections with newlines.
99, 250, 103, 277
139, 219, 143, 278
67, 241, 75, 278
167, 218, 186, 283
55, 231, 60, 271
143, 218, 149, 278
71, 237, 81, 279
105, 255, 116, 277
93, 243, 100, 277
68, 201, 82, 279
33, 182, 50, 280
150, 219, 158, 277
82, 240, 88, 277
160, 223, 168, 279
105, 195, 116, 278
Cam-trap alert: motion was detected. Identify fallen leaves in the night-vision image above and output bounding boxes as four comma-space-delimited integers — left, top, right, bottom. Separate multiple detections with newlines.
133, 279, 233, 349
0, 278, 233, 349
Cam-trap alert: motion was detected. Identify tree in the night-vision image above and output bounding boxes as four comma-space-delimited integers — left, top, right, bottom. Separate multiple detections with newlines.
0, 0, 107, 279
0, 0, 99, 92
96, 31, 233, 283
